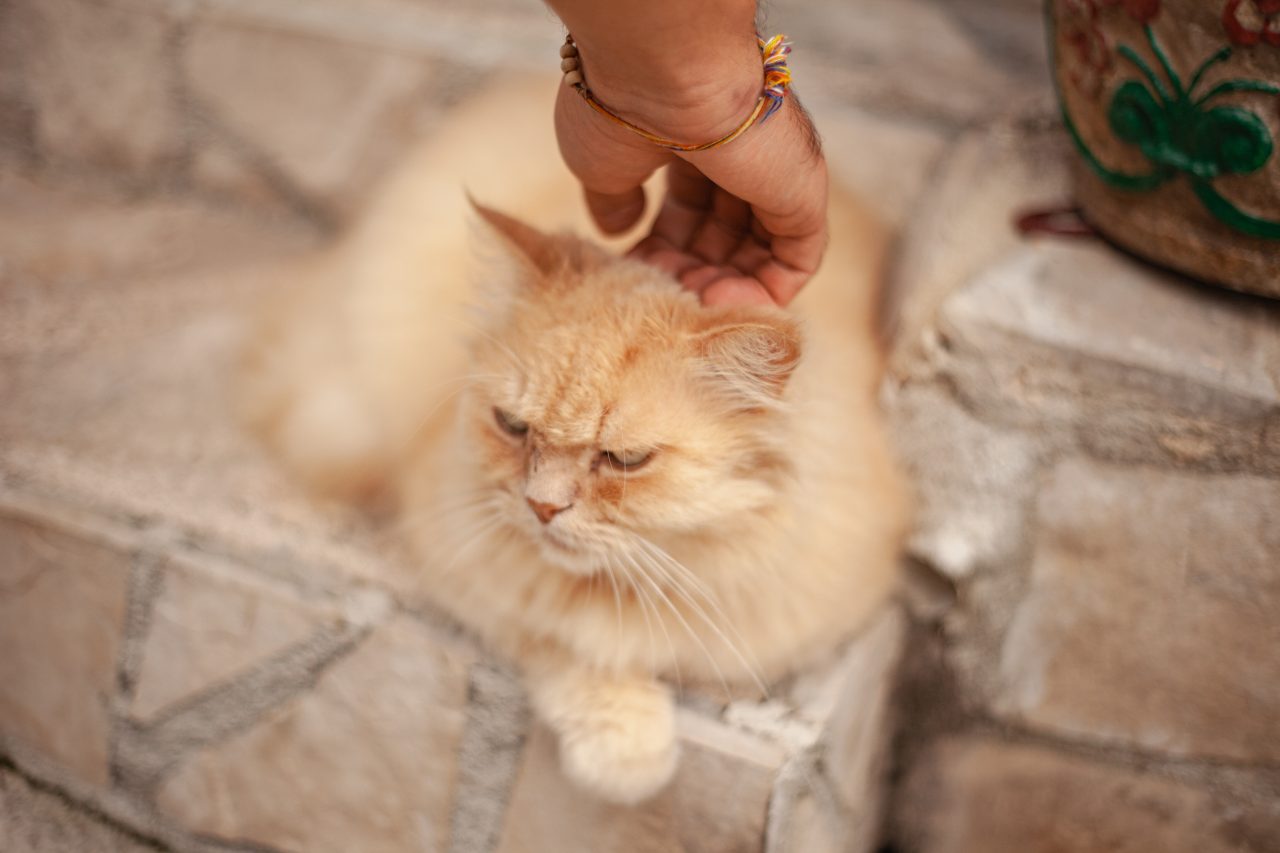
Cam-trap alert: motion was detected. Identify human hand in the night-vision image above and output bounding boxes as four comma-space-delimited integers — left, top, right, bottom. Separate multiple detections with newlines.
551, 38, 828, 308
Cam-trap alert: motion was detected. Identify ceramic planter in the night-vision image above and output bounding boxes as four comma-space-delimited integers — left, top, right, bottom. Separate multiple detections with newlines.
1049, 0, 1280, 297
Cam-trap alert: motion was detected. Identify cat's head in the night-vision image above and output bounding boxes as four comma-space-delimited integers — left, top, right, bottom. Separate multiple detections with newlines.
461, 203, 803, 574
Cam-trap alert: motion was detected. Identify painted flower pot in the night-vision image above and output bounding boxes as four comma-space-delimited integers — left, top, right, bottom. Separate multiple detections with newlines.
1049, 0, 1280, 297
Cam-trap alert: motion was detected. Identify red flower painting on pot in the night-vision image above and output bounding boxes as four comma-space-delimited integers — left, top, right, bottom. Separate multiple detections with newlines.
1224, 0, 1280, 46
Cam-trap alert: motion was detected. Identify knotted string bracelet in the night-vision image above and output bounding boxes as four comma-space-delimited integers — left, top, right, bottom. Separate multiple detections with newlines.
559, 34, 793, 153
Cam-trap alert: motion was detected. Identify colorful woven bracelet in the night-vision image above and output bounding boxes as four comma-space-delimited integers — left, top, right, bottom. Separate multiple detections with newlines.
559, 33, 792, 153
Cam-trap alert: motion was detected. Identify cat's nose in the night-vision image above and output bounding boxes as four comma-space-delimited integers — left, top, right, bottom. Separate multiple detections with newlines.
527, 497, 572, 524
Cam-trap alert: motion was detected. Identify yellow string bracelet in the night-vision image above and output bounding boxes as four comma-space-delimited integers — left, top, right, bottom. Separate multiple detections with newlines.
559, 34, 793, 153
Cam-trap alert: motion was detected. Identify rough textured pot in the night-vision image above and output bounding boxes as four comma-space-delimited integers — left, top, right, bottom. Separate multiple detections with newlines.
1048, 0, 1280, 298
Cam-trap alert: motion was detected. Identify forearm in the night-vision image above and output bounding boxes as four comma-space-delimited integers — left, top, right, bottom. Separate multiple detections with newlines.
544, 0, 763, 139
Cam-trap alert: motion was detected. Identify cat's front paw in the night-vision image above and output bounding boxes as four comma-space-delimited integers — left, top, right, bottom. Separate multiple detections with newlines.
555, 681, 678, 804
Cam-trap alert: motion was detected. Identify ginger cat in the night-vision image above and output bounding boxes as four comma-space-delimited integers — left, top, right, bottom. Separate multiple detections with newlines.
239, 76, 908, 804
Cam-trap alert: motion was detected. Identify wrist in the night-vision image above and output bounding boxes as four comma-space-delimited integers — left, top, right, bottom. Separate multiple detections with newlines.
576, 43, 764, 146
554, 3, 764, 143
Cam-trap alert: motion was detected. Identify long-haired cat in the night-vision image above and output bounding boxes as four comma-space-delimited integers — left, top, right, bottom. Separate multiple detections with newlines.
239, 76, 908, 804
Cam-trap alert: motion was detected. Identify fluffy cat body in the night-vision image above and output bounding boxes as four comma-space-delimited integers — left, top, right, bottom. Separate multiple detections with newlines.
240, 77, 908, 803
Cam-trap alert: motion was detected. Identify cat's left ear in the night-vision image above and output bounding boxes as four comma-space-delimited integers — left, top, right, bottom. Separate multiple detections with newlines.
691, 311, 803, 405
469, 197, 568, 279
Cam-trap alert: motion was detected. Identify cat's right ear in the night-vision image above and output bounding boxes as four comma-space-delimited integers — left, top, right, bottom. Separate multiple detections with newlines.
468, 197, 564, 280
691, 311, 803, 408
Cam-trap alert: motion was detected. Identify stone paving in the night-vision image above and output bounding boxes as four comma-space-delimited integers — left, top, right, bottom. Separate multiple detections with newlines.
883, 118, 1280, 851
3, 0, 1279, 851
0, 765, 160, 853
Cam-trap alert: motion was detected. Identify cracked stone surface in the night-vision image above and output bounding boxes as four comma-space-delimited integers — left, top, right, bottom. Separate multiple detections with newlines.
890, 384, 1040, 579
0, 0, 181, 176
183, 19, 443, 216
940, 241, 1280, 431
157, 616, 473, 853
0, 169, 407, 602
495, 715, 784, 853
0, 766, 161, 853
898, 737, 1280, 853
997, 457, 1280, 763
0, 513, 132, 787
128, 553, 338, 721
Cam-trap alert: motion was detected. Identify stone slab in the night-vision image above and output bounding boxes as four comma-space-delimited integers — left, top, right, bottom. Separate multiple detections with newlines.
2, 0, 181, 176
0, 172, 403, 602
0, 512, 132, 788
157, 616, 473, 853
723, 608, 907, 853
0, 766, 160, 853
0, 169, 314, 292
897, 737, 1280, 853
889, 385, 1040, 579
998, 457, 1280, 763
944, 241, 1280, 409
886, 121, 1073, 381
183, 17, 442, 215
792, 607, 905, 846
495, 712, 786, 853
939, 241, 1280, 472
128, 553, 336, 721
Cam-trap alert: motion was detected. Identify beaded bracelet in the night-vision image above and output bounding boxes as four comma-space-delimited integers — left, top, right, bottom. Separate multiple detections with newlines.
559, 34, 793, 153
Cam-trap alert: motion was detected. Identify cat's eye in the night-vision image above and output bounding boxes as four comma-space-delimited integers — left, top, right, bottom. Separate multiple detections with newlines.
493, 407, 528, 438
601, 449, 653, 470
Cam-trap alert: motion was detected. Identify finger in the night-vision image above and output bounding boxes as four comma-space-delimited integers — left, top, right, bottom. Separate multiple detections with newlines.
664, 159, 715, 211
628, 233, 674, 259
753, 256, 813, 307
675, 97, 829, 301
648, 161, 714, 250
725, 237, 772, 277
758, 218, 828, 305
746, 190, 827, 290
678, 264, 727, 295
702, 276, 776, 307
644, 248, 704, 279
584, 186, 647, 235
554, 85, 666, 236
687, 189, 752, 265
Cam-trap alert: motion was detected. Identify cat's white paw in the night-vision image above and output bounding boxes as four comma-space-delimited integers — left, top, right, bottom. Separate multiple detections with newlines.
555, 684, 679, 804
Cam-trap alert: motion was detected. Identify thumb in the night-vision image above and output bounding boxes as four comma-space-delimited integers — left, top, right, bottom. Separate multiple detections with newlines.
554, 84, 668, 236
583, 186, 648, 235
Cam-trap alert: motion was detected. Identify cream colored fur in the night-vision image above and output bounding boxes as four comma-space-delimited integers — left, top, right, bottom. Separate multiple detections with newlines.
240, 75, 909, 804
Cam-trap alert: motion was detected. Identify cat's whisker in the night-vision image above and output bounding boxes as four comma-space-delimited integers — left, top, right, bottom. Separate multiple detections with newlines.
396, 494, 505, 538
647, 563, 769, 700
623, 555, 684, 692
628, 539, 769, 698
612, 552, 660, 678
622, 550, 733, 701
441, 313, 525, 373
631, 537, 716, 600
395, 490, 500, 526
633, 535, 764, 671
626, 550, 738, 700
599, 554, 625, 657
432, 510, 508, 580
427, 511, 504, 562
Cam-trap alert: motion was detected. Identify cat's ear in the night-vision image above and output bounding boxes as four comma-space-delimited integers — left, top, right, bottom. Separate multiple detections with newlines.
469, 197, 565, 278
691, 312, 803, 405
